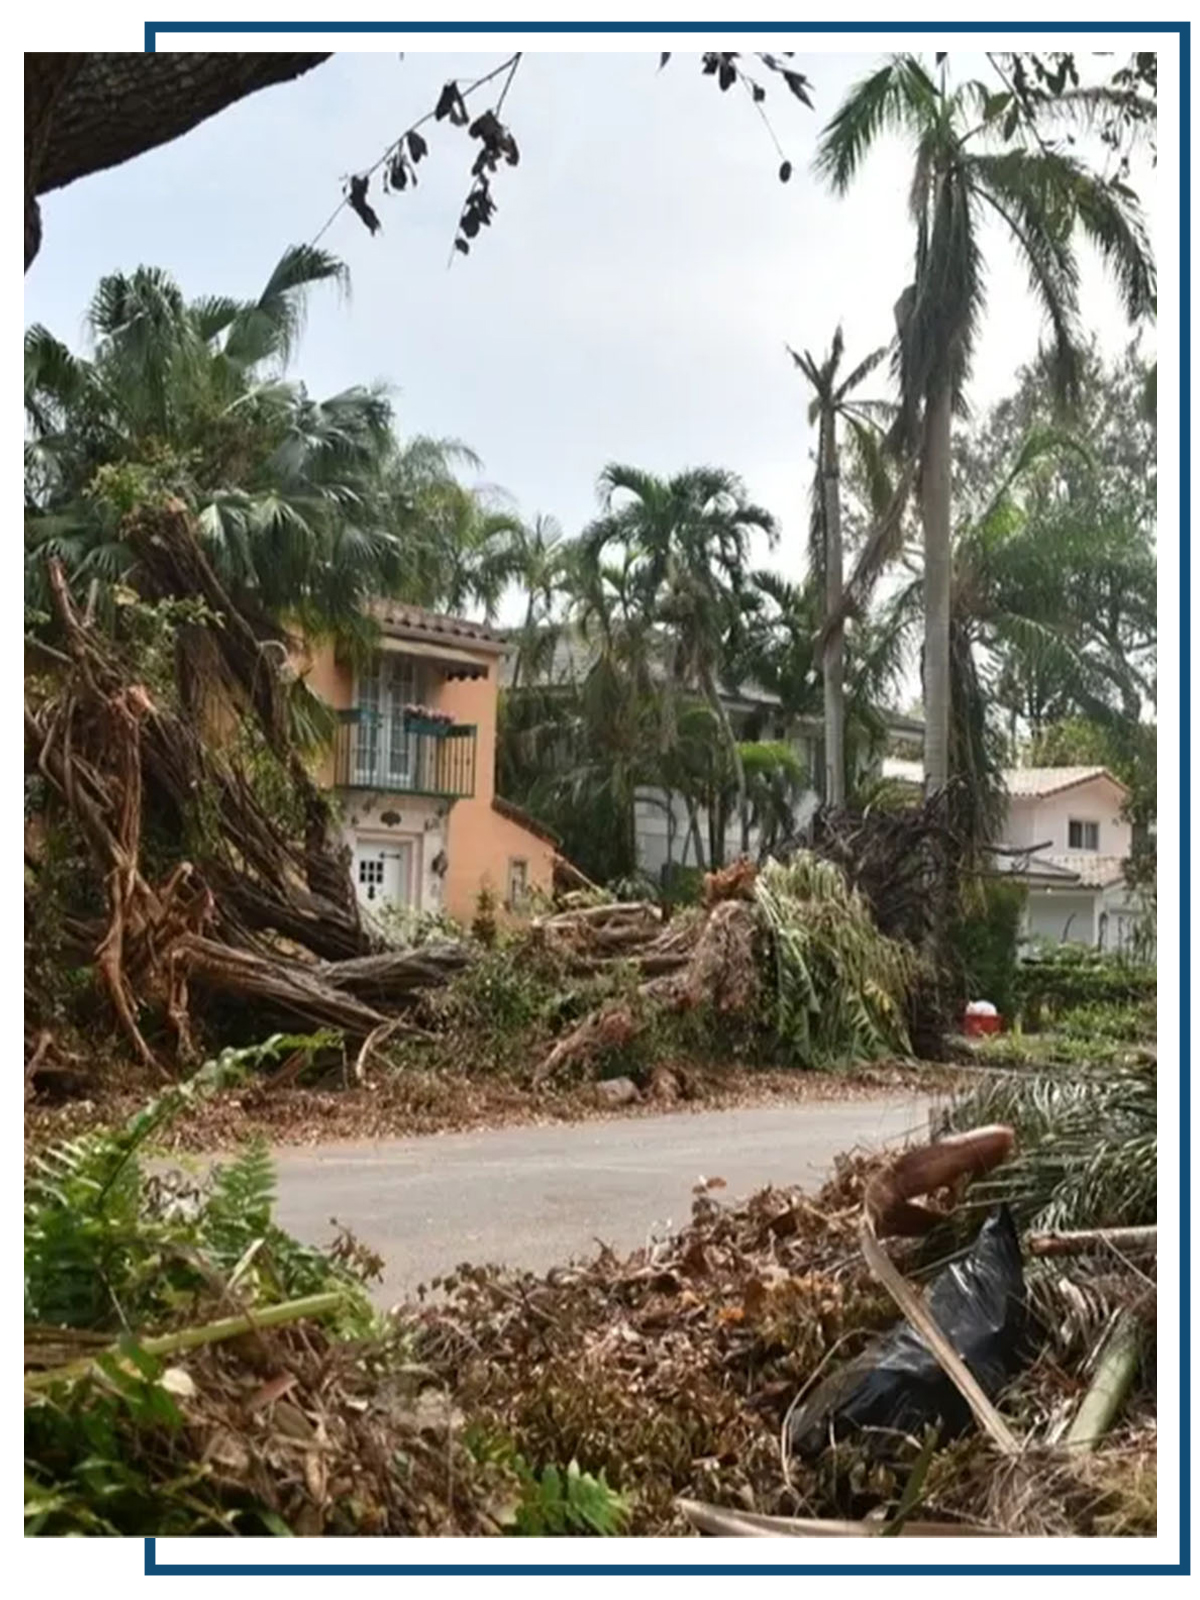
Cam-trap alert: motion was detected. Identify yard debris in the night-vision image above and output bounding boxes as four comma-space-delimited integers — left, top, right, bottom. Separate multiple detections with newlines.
398, 1102, 1155, 1538
1064, 1308, 1143, 1453
595, 1076, 641, 1107
789, 1206, 1028, 1462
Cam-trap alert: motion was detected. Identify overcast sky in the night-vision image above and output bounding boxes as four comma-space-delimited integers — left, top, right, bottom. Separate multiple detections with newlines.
25, 50, 1157, 621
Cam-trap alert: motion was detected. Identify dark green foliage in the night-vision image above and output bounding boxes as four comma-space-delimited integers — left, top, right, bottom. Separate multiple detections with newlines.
466, 1430, 632, 1536
24, 1040, 376, 1335
940, 1055, 1156, 1233
1014, 945, 1156, 1027
954, 879, 1026, 1018
509, 1459, 631, 1536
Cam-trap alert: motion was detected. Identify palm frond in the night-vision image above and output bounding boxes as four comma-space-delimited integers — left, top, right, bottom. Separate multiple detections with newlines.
814, 55, 940, 193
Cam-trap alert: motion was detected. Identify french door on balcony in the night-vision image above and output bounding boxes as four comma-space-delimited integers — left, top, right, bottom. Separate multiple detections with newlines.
354, 656, 420, 789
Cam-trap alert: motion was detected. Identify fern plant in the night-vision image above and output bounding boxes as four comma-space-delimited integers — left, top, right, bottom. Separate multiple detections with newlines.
25, 1038, 376, 1334
511, 1459, 632, 1537
465, 1428, 632, 1536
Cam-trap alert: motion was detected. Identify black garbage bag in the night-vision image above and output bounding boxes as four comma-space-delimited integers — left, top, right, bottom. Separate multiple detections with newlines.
788, 1205, 1029, 1460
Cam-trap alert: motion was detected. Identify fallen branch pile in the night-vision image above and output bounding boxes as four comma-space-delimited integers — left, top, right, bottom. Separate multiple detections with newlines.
24, 510, 476, 1081
24, 508, 943, 1092
404, 1128, 1157, 1538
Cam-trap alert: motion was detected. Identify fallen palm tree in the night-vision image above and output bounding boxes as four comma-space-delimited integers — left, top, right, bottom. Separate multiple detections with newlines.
530, 855, 920, 1084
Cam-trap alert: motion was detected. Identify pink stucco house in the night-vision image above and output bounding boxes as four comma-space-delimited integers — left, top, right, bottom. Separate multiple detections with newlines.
997, 767, 1143, 953
301, 603, 557, 926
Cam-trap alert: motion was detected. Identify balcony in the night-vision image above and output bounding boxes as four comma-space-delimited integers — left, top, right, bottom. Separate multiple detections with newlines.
332, 710, 477, 798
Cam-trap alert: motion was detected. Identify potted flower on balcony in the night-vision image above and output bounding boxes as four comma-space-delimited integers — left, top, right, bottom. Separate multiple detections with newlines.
403, 703, 456, 737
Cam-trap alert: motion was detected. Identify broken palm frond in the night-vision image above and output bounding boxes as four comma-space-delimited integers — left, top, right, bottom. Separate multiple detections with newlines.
676, 1499, 1001, 1537
936, 1058, 1157, 1233
755, 855, 919, 1066
24, 1292, 345, 1393
1064, 1310, 1143, 1454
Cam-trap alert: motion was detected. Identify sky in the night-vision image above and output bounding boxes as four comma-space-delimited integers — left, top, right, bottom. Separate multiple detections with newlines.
24, 50, 1158, 624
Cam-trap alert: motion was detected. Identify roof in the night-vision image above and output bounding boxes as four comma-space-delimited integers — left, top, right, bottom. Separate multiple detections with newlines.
1038, 853, 1129, 889
491, 795, 560, 847
370, 601, 506, 653
1003, 766, 1130, 800
999, 850, 1129, 890
991, 852, 1082, 885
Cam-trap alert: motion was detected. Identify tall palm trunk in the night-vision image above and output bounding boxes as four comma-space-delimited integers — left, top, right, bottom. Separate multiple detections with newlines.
819, 407, 846, 806
702, 662, 746, 858
921, 381, 954, 794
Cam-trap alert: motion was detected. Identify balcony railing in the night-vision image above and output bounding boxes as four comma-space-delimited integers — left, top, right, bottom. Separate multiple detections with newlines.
332, 710, 477, 798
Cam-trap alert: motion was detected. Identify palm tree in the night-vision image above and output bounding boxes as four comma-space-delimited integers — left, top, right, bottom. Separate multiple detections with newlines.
873, 426, 1143, 854
817, 55, 1156, 796
503, 515, 570, 689
788, 328, 888, 804
24, 248, 510, 644
580, 464, 777, 854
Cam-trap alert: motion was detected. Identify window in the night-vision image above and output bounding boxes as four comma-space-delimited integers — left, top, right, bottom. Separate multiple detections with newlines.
507, 857, 529, 910
354, 656, 421, 787
1068, 819, 1099, 851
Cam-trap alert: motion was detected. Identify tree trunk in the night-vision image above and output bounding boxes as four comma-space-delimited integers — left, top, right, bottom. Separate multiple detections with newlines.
702, 664, 746, 860
820, 407, 846, 806
921, 383, 954, 794
25, 52, 330, 272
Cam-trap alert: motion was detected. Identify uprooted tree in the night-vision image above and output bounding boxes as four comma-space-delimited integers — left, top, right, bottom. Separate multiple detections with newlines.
25, 501, 958, 1090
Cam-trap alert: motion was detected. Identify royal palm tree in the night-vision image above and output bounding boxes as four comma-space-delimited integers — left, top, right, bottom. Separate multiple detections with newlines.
788, 328, 888, 803
817, 54, 1156, 795
580, 464, 777, 850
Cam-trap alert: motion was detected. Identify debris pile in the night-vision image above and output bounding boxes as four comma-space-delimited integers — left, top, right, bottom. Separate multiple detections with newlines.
400, 1121, 1156, 1538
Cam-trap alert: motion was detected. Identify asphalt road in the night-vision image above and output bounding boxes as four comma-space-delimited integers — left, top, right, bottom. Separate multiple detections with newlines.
268, 1096, 934, 1307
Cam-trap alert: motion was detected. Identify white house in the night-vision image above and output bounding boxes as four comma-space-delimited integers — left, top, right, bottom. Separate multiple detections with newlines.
500, 627, 922, 879
995, 766, 1145, 954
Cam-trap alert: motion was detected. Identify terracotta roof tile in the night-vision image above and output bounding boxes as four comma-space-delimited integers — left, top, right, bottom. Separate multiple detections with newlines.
1037, 852, 1129, 889
370, 600, 504, 648
1003, 766, 1127, 799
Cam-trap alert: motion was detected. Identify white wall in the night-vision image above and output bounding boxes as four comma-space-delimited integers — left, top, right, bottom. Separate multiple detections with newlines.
1001, 777, 1132, 856
1025, 890, 1097, 946
340, 790, 450, 913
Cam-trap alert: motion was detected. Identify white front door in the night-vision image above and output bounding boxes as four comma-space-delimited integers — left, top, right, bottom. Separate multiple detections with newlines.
353, 841, 415, 911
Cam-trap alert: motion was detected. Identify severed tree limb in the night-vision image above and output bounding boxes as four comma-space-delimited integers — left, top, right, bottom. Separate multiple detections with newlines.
1065, 1310, 1142, 1453
1027, 1226, 1157, 1258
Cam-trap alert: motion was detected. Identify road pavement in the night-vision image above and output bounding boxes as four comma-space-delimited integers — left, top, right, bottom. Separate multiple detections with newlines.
267, 1095, 934, 1306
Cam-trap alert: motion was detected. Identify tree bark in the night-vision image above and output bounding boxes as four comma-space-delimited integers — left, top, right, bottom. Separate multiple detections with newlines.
25, 52, 330, 271
703, 663, 746, 860
921, 383, 954, 794
820, 407, 846, 806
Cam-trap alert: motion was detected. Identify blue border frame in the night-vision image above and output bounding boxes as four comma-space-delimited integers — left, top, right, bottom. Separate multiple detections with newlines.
140, 18, 1187, 1578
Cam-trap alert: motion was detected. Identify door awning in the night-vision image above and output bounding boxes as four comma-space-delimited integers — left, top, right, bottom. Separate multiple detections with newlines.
378, 636, 491, 679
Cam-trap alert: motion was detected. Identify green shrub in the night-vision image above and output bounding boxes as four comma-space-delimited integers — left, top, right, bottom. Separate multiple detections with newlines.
1015, 945, 1156, 1028
954, 879, 1026, 1019
659, 863, 705, 909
